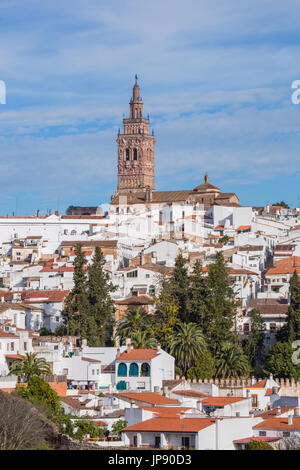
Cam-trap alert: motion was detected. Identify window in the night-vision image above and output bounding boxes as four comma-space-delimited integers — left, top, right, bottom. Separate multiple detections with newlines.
251, 394, 258, 407
117, 363, 127, 377
149, 285, 155, 295
92, 369, 95, 375
11, 342, 14, 351
24, 342, 27, 351
129, 363, 139, 377
141, 362, 150, 377
145, 274, 150, 278
126, 148, 130, 160
259, 431, 266, 437
127, 270, 138, 278
283, 431, 290, 437
133, 148, 138, 160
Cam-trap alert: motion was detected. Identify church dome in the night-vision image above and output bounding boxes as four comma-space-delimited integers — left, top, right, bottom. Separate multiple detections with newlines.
193, 174, 220, 193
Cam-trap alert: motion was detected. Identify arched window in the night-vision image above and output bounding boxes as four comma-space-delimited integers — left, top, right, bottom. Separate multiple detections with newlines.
129, 363, 139, 376
117, 363, 127, 377
71, 230, 76, 235
141, 363, 150, 377
126, 148, 130, 160
133, 149, 138, 160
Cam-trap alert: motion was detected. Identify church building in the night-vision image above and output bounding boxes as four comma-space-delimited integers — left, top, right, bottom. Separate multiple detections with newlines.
111, 77, 239, 212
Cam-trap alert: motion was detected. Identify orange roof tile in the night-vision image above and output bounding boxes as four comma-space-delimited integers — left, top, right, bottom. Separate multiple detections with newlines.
254, 417, 300, 430
244, 379, 266, 389
140, 407, 192, 417
117, 392, 180, 406
116, 348, 159, 361
202, 397, 249, 407
172, 390, 208, 399
123, 417, 215, 433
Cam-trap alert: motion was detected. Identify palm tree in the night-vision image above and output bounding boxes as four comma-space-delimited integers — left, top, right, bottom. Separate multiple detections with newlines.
168, 322, 207, 374
215, 342, 249, 379
116, 308, 149, 343
130, 330, 157, 349
8, 352, 52, 381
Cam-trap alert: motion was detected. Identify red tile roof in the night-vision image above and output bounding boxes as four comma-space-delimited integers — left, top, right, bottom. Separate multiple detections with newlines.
172, 390, 208, 399
254, 417, 300, 430
234, 437, 279, 443
123, 417, 215, 433
140, 407, 192, 417
245, 379, 266, 389
116, 349, 159, 361
202, 397, 249, 407
117, 392, 180, 406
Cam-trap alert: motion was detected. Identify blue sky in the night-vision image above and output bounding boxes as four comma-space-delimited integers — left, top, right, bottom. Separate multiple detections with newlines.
0, 0, 300, 215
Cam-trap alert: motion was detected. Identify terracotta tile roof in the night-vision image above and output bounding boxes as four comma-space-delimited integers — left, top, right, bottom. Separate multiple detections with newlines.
172, 390, 208, 399
140, 407, 192, 417
257, 407, 296, 419
236, 225, 251, 231
81, 357, 101, 363
238, 245, 264, 252
249, 299, 288, 315
202, 397, 249, 407
115, 295, 154, 305
60, 240, 117, 248
0, 329, 19, 338
275, 256, 300, 267
116, 348, 159, 361
233, 436, 279, 443
5, 354, 23, 359
123, 417, 215, 433
117, 392, 180, 406
244, 379, 266, 389
254, 417, 300, 430
266, 266, 300, 275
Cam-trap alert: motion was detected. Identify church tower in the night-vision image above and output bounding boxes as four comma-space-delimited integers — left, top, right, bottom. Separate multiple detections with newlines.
116, 75, 155, 193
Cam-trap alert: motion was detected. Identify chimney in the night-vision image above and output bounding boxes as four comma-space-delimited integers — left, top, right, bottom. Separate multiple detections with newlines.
179, 411, 185, 420
251, 376, 256, 385
276, 407, 281, 416
55, 210, 59, 216
196, 400, 202, 412
294, 407, 300, 417
288, 414, 293, 426
1, 297, 4, 303
157, 343, 161, 352
116, 347, 121, 358
127, 342, 132, 354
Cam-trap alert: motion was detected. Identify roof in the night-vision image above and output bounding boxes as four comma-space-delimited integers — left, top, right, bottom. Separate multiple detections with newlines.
253, 417, 300, 430
202, 397, 249, 407
22, 290, 69, 303
244, 379, 266, 389
0, 330, 19, 338
257, 407, 296, 419
236, 225, 251, 231
117, 392, 180, 406
249, 300, 288, 316
266, 266, 300, 275
5, 354, 23, 360
116, 348, 159, 361
140, 407, 192, 417
60, 240, 117, 248
115, 295, 154, 305
123, 417, 215, 433
172, 390, 208, 399
233, 437, 279, 443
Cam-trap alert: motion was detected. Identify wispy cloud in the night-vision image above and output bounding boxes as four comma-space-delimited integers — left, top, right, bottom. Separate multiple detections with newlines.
0, 0, 300, 213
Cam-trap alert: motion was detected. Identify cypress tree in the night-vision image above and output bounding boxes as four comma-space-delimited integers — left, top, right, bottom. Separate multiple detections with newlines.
287, 270, 300, 342
187, 259, 208, 325
86, 246, 116, 346
205, 252, 237, 354
169, 253, 190, 322
62, 243, 89, 341
244, 308, 266, 368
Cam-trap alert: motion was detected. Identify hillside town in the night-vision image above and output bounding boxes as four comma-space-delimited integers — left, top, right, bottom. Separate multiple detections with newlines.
1, 79, 300, 451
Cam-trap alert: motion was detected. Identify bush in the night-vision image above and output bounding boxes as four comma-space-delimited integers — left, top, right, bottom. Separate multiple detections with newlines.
16, 376, 60, 413
112, 419, 128, 435
247, 440, 273, 450
186, 349, 215, 380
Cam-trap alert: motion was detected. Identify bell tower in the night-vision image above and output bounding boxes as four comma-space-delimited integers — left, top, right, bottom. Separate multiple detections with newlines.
116, 75, 155, 193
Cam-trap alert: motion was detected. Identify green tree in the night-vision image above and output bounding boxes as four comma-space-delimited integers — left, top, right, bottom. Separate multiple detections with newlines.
264, 341, 300, 379
74, 419, 103, 440
62, 243, 89, 341
244, 309, 266, 368
272, 201, 289, 209
168, 322, 207, 374
112, 419, 128, 436
9, 353, 51, 381
205, 252, 237, 354
215, 342, 249, 378
186, 349, 215, 380
286, 270, 300, 343
16, 376, 60, 413
247, 439, 274, 450
86, 246, 116, 346
150, 288, 180, 349
170, 253, 190, 321
130, 330, 157, 349
187, 260, 208, 325
219, 235, 230, 245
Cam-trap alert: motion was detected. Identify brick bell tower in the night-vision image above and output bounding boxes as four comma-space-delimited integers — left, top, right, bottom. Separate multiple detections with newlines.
116, 75, 155, 194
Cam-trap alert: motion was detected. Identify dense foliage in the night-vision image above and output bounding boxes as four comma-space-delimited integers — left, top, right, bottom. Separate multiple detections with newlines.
62, 244, 116, 346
